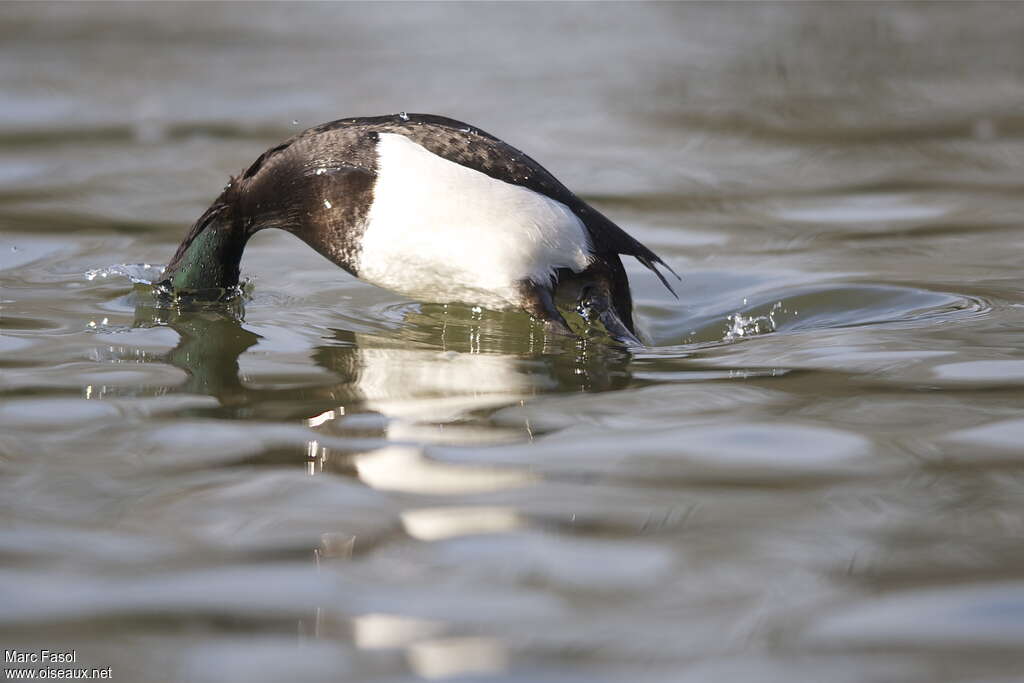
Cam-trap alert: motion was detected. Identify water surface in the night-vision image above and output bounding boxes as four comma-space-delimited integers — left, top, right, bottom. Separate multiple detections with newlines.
2, 3, 1024, 682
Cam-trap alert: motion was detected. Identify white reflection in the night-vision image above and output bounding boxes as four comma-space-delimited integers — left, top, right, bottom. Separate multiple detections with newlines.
307, 407, 343, 427
407, 637, 508, 679
401, 506, 524, 541
353, 343, 540, 422
353, 447, 536, 495
352, 613, 445, 649
305, 440, 322, 475
296, 336, 546, 444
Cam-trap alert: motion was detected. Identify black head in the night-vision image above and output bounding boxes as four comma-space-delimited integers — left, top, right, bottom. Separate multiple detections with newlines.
162, 127, 381, 294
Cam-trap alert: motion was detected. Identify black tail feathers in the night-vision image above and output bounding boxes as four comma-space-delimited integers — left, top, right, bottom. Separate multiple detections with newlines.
580, 207, 680, 299
635, 252, 681, 298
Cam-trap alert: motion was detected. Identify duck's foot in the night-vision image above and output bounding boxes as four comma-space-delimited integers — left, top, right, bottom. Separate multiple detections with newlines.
518, 277, 643, 346
517, 279, 574, 336
577, 285, 643, 347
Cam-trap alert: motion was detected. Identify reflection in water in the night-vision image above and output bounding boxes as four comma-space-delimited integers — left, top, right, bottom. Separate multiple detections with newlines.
400, 507, 526, 541
354, 447, 536, 495
140, 300, 633, 425
406, 636, 509, 680
351, 613, 446, 650
130, 301, 589, 678
128, 297, 632, 532
166, 313, 261, 399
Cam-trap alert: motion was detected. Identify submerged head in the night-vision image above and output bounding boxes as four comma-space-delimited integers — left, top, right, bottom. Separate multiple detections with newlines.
160, 185, 249, 295
160, 136, 370, 298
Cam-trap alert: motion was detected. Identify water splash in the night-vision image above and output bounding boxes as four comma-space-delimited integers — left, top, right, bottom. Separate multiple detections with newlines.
151, 278, 253, 309
84, 316, 131, 334
724, 301, 784, 341
85, 263, 252, 313
84, 263, 164, 285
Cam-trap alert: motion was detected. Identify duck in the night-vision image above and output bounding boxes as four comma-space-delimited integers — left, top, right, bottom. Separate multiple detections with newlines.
161, 113, 678, 344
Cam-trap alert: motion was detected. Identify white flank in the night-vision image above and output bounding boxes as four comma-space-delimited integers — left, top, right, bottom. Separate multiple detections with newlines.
358, 133, 592, 309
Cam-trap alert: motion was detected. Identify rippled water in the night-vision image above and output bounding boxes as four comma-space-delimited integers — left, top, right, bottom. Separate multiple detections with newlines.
3, 3, 1024, 682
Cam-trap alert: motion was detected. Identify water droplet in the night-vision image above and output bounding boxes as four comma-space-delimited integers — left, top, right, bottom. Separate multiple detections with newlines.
83, 263, 165, 285
724, 305, 780, 342
398, 111, 410, 121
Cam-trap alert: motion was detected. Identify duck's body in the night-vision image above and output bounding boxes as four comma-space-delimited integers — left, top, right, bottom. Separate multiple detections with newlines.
162, 113, 677, 341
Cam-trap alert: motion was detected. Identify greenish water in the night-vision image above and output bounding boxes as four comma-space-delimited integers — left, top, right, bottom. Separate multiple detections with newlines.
3, 3, 1024, 681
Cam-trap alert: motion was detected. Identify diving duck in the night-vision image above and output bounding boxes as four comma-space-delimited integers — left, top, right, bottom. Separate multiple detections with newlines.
161, 113, 677, 343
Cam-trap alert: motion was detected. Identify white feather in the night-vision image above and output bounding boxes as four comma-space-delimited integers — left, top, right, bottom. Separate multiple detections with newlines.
358, 133, 592, 309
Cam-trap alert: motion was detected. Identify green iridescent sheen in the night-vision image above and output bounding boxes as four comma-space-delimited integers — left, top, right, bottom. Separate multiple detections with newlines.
166, 226, 241, 293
